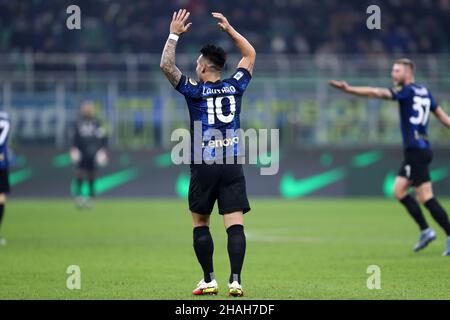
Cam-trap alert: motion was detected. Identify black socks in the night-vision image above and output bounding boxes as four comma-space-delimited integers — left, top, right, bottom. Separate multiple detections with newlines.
400, 195, 429, 231
424, 198, 450, 236
193, 225, 247, 285
0, 203, 4, 229
193, 226, 215, 283
400, 195, 450, 236
227, 224, 246, 284
88, 178, 95, 198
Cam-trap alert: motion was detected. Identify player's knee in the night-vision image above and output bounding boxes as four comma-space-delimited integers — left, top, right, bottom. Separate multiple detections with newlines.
223, 211, 244, 229
194, 221, 209, 228
416, 194, 426, 204
415, 183, 434, 204
416, 192, 433, 204
393, 187, 407, 201
193, 219, 209, 227
192, 213, 210, 227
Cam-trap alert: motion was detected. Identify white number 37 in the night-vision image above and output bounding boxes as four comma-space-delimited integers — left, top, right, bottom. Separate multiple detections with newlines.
410, 96, 431, 126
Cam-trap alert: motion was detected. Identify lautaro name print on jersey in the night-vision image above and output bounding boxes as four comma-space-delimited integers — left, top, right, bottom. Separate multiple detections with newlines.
390, 83, 438, 150
0, 112, 11, 170
176, 67, 252, 162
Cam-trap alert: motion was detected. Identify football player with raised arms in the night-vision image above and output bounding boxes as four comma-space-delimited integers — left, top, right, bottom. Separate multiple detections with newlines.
160, 9, 256, 296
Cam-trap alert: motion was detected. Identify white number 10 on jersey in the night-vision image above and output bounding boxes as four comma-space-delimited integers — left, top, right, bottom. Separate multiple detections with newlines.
207, 95, 236, 125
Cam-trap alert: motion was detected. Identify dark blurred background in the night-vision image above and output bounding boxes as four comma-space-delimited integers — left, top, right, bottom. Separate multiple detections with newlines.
0, 0, 449, 198
1, 0, 449, 55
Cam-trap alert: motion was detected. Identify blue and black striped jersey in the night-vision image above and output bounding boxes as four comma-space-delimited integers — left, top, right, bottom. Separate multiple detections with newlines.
390, 84, 438, 149
176, 68, 252, 161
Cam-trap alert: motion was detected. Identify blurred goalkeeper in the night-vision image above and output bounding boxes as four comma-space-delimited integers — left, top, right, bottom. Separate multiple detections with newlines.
70, 101, 108, 208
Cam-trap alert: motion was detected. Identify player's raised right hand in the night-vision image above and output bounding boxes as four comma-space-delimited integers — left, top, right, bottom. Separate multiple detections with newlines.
328, 80, 349, 91
212, 12, 231, 33
170, 9, 192, 35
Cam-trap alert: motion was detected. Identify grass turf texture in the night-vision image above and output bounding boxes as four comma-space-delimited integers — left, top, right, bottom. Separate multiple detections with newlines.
0, 199, 449, 300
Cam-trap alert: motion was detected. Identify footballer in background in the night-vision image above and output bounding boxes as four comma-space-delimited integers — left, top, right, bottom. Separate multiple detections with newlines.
70, 101, 109, 209
329, 58, 450, 256
0, 111, 11, 246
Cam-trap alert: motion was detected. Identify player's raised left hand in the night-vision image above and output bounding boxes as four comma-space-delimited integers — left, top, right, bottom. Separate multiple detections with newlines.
212, 12, 231, 32
170, 9, 192, 35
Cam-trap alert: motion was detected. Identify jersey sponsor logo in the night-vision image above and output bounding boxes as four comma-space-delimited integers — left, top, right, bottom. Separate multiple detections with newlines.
233, 71, 244, 81
202, 86, 236, 96
202, 136, 239, 148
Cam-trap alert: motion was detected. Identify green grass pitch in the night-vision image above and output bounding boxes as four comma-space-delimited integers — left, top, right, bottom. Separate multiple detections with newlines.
0, 198, 449, 299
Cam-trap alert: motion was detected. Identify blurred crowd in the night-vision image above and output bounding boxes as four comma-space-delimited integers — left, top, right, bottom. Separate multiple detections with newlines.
0, 0, 449, 55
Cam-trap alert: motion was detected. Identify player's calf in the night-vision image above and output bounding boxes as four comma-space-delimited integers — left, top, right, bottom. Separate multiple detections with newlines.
423, 198, 450, 236
399, 195, 429, 232
422, 197, 450, 257
226, 224, 246, 290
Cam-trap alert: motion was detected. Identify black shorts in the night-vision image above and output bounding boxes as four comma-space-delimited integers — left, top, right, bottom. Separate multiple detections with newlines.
398, 148, 432, 187
78, 155, 96, 171
0, 168, 10, 194
189, 161, 250, 215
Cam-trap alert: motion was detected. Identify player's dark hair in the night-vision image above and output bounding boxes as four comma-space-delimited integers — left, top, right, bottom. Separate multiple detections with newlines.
200, 44, 226, 71
395, 58, 415, 72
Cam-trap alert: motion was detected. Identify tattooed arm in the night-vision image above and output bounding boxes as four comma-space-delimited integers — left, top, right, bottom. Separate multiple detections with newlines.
160, 39, 182, 87
212, 12, 256, 75
160, 9, 192, 87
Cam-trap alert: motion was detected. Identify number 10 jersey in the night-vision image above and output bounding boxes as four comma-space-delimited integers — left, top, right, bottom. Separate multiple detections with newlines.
176, 68, 252, 162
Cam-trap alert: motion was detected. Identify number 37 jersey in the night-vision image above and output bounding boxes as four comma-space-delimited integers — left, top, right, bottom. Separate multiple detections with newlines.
390, 84, 438, 150
176, 68, 252, 161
